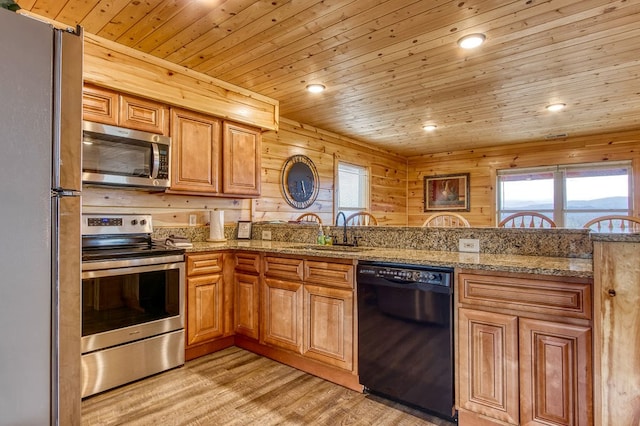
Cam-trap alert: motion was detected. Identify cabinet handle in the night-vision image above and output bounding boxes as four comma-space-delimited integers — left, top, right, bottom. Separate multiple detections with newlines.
608, 289, 616, 297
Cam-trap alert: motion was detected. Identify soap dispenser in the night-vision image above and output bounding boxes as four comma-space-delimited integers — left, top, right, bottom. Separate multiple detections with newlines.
317, 225, 325, 245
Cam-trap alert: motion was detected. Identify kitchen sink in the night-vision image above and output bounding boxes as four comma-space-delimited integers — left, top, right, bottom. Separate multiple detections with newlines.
300, 245, 373, 252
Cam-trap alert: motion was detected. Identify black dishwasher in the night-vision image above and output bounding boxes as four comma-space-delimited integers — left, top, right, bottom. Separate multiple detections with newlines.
357, 261, 456, 422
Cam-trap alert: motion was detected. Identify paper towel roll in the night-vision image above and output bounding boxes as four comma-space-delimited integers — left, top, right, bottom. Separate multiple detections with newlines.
207, 210, 226, 242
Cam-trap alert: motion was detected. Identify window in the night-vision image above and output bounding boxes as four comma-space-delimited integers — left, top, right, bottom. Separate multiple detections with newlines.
497, 161, 631, 227
336, 161, 369, 215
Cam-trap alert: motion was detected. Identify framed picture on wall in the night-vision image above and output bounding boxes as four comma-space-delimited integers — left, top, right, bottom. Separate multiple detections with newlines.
237, 221, 252, 239
424, 173, 470, 212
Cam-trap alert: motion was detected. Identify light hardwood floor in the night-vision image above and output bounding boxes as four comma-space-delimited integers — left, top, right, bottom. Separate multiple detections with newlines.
81, 347, 455, 425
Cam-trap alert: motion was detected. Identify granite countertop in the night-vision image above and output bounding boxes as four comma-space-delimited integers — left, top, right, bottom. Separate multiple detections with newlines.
186, 240, 593, 278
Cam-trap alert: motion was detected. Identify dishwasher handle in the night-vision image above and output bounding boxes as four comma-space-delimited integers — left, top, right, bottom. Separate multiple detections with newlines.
357, 275, 452, 294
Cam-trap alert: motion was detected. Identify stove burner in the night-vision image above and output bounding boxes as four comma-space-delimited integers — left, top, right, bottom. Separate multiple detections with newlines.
81, 213, 185, 263
81, 242, 185, 262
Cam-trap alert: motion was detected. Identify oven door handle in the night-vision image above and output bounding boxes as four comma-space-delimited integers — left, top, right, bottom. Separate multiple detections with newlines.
150, 142, 160, 179
82, 261, 184, 279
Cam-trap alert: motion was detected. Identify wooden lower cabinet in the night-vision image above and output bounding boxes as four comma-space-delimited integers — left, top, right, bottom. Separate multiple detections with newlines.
185, 252, 233, 360
234, 252, 261, 340
457, 271, 593, 426
593, 241, 640, 426
234, 272, 259, 339
458, 308, 519, 424
261, 277, 304, 353
185, 251, 358, 389
187, 273, 224, 346
303, 284, 354, 370
519, 318, 592, 426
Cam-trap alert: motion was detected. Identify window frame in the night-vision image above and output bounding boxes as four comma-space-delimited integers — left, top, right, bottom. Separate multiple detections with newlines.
334, 160, 371, 220
497, 161, 632, 227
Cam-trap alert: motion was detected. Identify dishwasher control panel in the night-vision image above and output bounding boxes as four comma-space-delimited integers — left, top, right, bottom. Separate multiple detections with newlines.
357, 263, 452, 287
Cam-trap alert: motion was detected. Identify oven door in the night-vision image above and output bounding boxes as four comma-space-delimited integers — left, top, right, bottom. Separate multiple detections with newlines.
81, 259, 184, 354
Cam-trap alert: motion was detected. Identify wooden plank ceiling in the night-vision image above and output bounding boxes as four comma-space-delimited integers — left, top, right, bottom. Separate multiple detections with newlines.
17, 0, 640, 157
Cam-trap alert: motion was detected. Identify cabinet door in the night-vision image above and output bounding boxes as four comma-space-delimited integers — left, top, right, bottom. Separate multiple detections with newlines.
458, 308, 519, 425
593, 241, 640, 426
519, 319, 592, 426
82, 85, 118, 125
234, 272, 259, 339
119, 94, 168, 135
171, 108, 221, 193
186, 274, 224, 347
303, 284, 353, 370
222, 121, 261, 196
261, 278, 303, 353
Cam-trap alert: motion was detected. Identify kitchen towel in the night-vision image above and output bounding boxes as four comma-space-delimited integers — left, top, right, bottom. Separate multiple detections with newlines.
208, 210, 226, 242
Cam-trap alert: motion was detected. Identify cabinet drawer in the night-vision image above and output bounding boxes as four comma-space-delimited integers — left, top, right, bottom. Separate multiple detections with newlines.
458, 273, 592, 320
264, 256, 304, 281
304, 260, 354, 289
235, 252, 260, 274
187, 253, 224, 276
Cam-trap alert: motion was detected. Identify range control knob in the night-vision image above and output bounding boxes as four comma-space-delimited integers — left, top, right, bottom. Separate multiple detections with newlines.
131, 219, 138, 225
140, 219, 147, 226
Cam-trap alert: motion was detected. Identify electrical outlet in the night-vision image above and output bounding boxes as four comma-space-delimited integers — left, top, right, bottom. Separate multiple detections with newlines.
459, 238, 480, 253
262, 230, 272, 240
189, 214, 197, 226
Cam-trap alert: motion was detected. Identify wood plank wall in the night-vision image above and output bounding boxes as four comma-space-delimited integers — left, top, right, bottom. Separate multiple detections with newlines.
82, 187, 252, 226
256, 118, 407, 226
407, 130, 640, 227
83, 119, 408, 227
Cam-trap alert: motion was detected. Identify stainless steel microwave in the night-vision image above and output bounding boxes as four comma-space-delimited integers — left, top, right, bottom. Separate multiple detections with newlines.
82, 121, 171, 189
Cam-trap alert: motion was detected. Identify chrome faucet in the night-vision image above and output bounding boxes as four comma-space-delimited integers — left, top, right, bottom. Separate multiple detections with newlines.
335, 211, 348, 244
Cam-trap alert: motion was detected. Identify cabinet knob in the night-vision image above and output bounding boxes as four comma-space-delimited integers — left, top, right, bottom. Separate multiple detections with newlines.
608, 289, 616, 297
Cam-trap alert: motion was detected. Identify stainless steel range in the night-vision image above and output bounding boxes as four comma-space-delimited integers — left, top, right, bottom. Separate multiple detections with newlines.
81, 213, 185, 398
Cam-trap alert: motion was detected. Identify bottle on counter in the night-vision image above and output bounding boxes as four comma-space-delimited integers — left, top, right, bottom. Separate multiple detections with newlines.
317, 225, 325, 245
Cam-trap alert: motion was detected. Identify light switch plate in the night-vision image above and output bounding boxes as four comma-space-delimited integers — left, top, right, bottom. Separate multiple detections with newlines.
189, 214, 197, 226
459, 238, 480, 253
262, 230, 272, 240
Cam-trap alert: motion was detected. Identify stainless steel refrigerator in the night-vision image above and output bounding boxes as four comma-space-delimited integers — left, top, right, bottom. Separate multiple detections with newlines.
0, 8, 83, 425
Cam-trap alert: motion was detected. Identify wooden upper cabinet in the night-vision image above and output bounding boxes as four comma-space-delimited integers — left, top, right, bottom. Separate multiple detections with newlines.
82, 85, 117, 126
222, 121, 261, 196
119, 94, 169, 135
82, 84, 168, 135
170, 108, 221, 194
169, 109, 262, 197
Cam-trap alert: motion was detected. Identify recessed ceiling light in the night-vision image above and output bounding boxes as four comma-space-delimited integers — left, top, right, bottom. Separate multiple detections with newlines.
423, 125, 437, 132
457, 33, 486, 49
546, 103, 566, 112
306, 84, 326, 93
